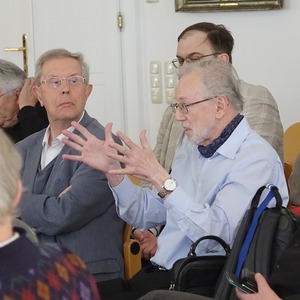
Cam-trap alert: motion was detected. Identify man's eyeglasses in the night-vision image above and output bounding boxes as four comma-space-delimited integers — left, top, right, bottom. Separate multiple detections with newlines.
170, 96, 218, 114
39, 75, 86, 89
172, 53, 221, 69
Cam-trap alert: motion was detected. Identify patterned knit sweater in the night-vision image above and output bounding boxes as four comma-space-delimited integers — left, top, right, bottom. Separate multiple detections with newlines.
0, 229, 100, 300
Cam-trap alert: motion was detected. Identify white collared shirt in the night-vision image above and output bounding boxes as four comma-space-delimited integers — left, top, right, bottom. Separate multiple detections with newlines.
40, 112, 84, 170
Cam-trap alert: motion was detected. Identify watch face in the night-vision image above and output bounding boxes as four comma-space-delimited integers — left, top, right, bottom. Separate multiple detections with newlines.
164, 178, 177, 191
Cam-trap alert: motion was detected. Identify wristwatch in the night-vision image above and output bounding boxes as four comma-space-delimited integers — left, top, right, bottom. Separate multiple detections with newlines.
158, 178, 178, 198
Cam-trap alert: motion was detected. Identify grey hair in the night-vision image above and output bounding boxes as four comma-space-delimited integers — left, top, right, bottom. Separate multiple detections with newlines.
0, 59, 26, 95
0, 129, 22, 222
178, 60, 243, 112
35, 48, 90, 85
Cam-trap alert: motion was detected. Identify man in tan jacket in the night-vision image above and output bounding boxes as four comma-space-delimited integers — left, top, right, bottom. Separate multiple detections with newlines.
154, 22, 283, 174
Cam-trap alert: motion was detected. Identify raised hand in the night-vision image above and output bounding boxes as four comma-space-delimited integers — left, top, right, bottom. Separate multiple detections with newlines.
62, 121, 170, 191
62, 121, 121, 173
108, 129, 168, 188
18, 77, 38, 109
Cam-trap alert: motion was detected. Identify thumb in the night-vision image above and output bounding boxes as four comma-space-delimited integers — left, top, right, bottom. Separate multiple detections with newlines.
132, 229, 144, 241
255, 273, 268, 289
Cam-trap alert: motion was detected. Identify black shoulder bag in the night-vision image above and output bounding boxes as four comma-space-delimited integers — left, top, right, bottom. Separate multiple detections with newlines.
169, 235, 231, 297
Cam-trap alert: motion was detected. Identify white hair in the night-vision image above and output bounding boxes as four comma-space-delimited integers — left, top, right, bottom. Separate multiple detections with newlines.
0, 129, 22, 223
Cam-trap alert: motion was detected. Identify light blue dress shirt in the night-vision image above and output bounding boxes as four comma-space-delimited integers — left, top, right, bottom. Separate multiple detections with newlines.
111, 118, 288, 269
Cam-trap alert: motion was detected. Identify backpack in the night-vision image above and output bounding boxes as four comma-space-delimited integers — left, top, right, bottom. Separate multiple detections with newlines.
214, 184, 300, 300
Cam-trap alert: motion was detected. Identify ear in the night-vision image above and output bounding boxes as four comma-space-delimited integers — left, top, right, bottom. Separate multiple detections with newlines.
84, 84, 93, 100
12, 89, 21, 104
32, 85, 43, 106
13, 179, 23, 208
218, 53, 230, 63
14, 88, 22, 97
215, 96, 228, 119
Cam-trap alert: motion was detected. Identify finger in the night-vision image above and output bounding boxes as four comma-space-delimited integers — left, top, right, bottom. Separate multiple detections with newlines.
255, 273, 267, 289
62, 137, 84, 153
70, 121, 95, 140
104, 123, 116, 143
133, 229, 144, 241
108, 143, 127, 157
149, 248, 156, 259
23, 78, 29, 86
62, 130, 86, 147
107, 167, 129, 176
116, 131, 138, 150
62, 153, 83, 162
27, 77, 35, 86
139, 129, 151, 150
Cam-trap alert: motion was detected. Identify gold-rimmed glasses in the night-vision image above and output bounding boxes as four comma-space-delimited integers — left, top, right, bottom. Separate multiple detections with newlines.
39, 75, 86, 89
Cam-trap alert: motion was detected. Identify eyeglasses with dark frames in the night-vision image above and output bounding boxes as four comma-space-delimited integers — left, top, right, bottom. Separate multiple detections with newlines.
172, 53, 221, 69
170, 96, 218, 114
39, 75, 86, 89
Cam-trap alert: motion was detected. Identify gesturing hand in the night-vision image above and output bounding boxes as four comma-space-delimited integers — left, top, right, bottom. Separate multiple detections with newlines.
62, 121, 121, 173
62, 121, 170, 190
108, 129, 168, 187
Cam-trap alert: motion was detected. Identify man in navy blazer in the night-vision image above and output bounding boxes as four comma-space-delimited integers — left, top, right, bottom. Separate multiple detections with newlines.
15, 48, 124, 285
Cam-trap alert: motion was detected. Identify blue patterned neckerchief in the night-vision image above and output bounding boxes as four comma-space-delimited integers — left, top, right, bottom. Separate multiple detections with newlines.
198, 114, 244, 158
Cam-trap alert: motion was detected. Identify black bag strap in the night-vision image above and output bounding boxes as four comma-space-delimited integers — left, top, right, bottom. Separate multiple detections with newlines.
188, 235, 231, 257
235, 184, 282, 276
250, 184, 282, 209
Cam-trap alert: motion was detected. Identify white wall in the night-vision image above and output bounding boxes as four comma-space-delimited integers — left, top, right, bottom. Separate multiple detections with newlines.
131, 0, 299, 148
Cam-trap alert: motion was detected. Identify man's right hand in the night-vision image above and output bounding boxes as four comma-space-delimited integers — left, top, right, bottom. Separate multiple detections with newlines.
18, 77, 38, 109
132, 229, 158, 260
236, 273, 282, 300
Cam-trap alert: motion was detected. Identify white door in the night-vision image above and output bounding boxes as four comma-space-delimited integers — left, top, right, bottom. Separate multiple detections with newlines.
0, 0, 125, 133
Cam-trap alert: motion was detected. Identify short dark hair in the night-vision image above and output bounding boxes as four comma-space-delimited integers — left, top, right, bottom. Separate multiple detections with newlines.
178, 22, 234, 63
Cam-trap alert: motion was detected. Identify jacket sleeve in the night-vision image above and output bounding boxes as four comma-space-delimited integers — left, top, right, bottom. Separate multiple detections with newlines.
241, 82, 284, 163
17, 103, 49, 138
19, 159, 115, 236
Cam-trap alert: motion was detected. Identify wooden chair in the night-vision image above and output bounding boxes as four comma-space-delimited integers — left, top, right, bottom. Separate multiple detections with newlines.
284, 162, 293, 208
284, 122, 300, 168
123, 223, 142, 280
284, 162, 293, 186
123, 175, 142, 280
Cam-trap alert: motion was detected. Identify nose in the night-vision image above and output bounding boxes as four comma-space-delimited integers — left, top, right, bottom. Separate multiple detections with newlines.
61, 79, 70, 94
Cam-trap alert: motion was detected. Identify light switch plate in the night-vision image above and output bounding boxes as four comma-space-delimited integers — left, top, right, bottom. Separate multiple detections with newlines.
150, 61, 162, 103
